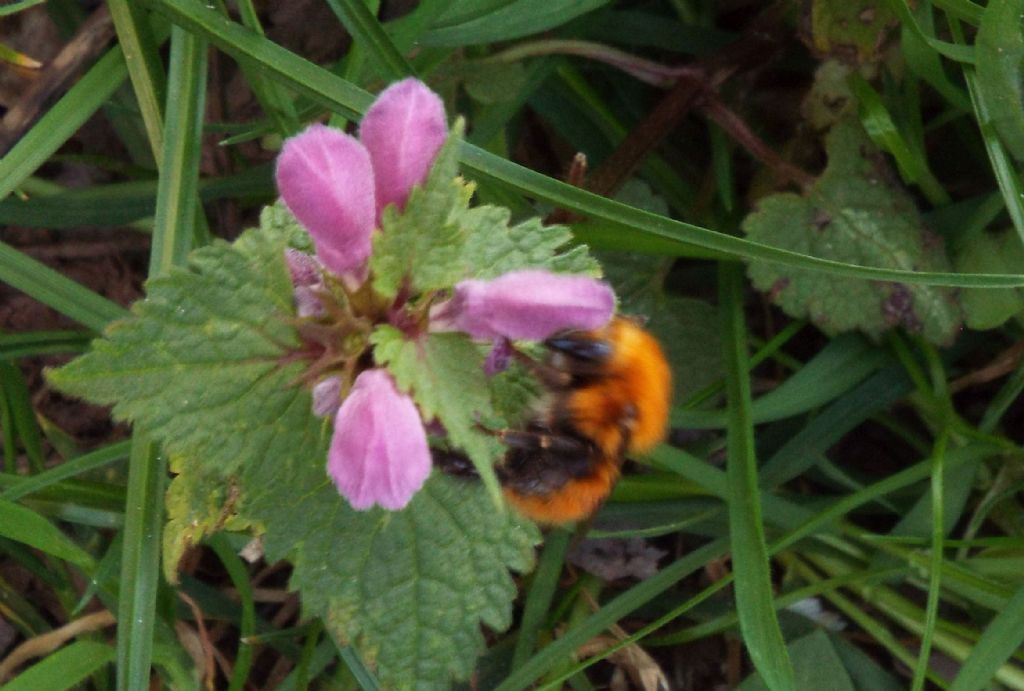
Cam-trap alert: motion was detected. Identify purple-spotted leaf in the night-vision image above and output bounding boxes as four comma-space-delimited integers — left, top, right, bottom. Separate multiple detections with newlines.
742, 119, 961, 345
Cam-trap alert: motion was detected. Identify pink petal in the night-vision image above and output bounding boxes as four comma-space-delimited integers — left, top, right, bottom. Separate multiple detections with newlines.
328, 369, 431, 511
431, 270, 615, 341
359, 78, 447, 218
276, 124, 376, 275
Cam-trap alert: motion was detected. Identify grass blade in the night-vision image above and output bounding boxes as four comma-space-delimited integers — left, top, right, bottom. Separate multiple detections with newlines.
951, 583, 1024, 690
951, 17, 1024, 246
910, 435, 946, 690
2, 640, 115, 691
149, 26, 208, 274
107, 0, 167, 162
115, 436, 164, 691
117, 25, 207, 691
0, 46, 127, 202
719, 262, 794, 691
0, 499, 96, 570
0, 330, 92, 360
0, 441, 131, 502
325, 0, 415, 80
511, 528, 571, 669
0, 242, 127, 332
493, 539, 728, 691
209, 535, 255, 691
148, 0, 1024, 289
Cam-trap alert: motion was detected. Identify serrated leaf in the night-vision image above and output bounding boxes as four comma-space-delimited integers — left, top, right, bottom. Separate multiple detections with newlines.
742, 119, 961, 345
462, 212, 600, 279
976, 0, 1024, 162
48, 225, 311, 477
51, 212, 543, 688
248, 471, 539, 690
372, 118, 598, 295
258, 200, 315, 253
955, 229, 1024, 330
371, 121, 470, 298
488, 362, 540, 428
371, 326, 504, 504
163, 460, 248, 582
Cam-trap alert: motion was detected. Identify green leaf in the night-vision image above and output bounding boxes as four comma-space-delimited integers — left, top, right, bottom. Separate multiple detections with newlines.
601, 249, 722, 401
48, 223, 305, 478
975, 0, 1024, 162
743, 119, 962, 345
462, 214, 599, 279
371, 122, 470, 299
738, 629, 855, 691
51, 210, 542, 688
0, 499, 95, 570
163, 458, 249, 582
249, 472, 538, 689
421, 0, 611, 46
954, 229, 1024, 329
802, 60, 857, 132
372, 119, 598, 297
720, 263, 796, 691
806, 0, 898, 64
463, 60, 528, 105
372, 326, 504, 505
951, 582, 1024, 691
2, 641, 115, 691
149, 0, 1024, 289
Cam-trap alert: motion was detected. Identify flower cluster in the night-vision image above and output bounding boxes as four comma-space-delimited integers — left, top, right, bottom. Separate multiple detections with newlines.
276, 78, 614, 511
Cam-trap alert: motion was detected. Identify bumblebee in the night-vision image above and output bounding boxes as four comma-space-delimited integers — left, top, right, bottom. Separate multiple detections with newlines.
441, 317, 672, 524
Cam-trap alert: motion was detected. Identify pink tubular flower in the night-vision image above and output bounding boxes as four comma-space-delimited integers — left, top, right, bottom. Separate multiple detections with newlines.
276, 78, 447, 276
328, 369, 431, 511
431, 269, 616, 341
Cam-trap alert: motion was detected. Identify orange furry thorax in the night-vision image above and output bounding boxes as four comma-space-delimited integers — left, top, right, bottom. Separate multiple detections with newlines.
500, 317, 672, 525
565, 318, 672, 456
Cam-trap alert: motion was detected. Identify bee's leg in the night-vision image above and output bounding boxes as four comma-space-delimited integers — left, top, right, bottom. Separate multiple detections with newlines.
432, 449, 480, 478
491, 428, 593, 457
509, 348, 571, 388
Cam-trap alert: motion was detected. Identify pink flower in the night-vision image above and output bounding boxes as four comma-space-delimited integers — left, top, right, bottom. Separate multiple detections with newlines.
431, 269, 616, 341
311, 376, 342, 418
328, 368, 431, 511
285, 249, 326, 317
276, 78, 447, 276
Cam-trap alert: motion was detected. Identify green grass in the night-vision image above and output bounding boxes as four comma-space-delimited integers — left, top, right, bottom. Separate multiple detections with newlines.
2, 0, 1024, 688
